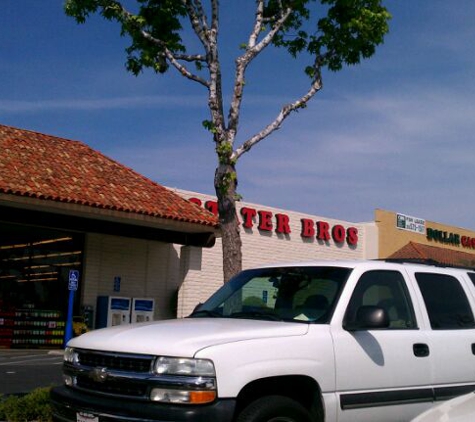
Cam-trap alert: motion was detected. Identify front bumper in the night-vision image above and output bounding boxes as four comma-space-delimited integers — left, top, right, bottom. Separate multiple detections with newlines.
50, 386, 236, 422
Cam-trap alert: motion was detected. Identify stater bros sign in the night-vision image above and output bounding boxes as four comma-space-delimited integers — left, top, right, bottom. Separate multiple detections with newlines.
396, 213, 426, 234
189, 197, 358, 246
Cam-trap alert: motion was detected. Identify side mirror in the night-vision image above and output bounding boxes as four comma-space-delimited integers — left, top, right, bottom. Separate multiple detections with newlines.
344, 305, 390, 331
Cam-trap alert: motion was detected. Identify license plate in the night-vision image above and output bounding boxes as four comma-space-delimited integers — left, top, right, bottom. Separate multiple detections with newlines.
77, 412, 99, 422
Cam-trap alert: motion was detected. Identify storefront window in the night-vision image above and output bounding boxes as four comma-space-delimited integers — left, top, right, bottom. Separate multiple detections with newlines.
0, 223, 84, 348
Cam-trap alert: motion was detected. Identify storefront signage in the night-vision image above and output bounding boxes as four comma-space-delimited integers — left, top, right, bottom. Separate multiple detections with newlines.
426, 227, 475, 249
461, 236, 475, 249
396, 213, 425, 234
189, 197, 358, 246
426, 228, 460, 246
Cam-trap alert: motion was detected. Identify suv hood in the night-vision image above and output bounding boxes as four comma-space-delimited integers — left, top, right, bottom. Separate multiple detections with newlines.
68, 318, 309, 357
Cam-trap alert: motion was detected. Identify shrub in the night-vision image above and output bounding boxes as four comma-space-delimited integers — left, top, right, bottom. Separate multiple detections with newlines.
0, 387, 53, 422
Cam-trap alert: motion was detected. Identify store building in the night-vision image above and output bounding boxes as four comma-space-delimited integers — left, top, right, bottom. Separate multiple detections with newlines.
375, 209, 475, 267
0, 124, 382, 344
8, 124, 475, 349
0, 124, 218, 348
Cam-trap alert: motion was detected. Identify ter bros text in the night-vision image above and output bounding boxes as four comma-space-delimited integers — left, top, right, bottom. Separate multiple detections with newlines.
189, 198, 358, 247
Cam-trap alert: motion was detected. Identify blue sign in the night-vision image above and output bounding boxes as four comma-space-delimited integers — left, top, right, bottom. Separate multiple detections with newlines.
113, 276, 121, 292
68, 270, 80, 291
262, 290, 268, 303
65, 269, 80, 347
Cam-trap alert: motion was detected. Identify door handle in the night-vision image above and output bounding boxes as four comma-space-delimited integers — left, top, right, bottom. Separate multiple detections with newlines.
413, 343, 430, 357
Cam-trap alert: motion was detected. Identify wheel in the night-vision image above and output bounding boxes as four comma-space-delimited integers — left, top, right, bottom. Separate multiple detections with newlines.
237, 395, 313, 422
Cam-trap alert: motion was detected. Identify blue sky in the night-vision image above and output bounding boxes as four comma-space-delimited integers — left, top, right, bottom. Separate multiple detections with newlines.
2, 1, 475, 229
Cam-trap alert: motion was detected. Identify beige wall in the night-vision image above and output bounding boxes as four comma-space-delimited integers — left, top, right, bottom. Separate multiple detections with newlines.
376, 208, 475, 258
82, 233, 182, 322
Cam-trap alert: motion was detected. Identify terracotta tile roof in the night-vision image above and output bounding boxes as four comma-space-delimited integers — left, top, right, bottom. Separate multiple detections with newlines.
0, 124, 218, 228
388, 241, 475, 268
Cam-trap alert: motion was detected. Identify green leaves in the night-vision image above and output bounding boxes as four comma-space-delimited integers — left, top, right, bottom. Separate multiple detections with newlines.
267, 0, 390, 73
65, 0, 187, 75
202, 120, 217, 134
64, 0, 121, 23
315, 0, 391, 71
65, 0, 390, 78
216, 141, 234, 164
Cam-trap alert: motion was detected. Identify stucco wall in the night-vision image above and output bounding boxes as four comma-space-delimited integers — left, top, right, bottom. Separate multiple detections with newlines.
82, 233, 181, 324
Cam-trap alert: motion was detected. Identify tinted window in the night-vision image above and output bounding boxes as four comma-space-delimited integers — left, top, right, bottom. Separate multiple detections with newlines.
416, 273, 475, 330
345, 270, 417, 329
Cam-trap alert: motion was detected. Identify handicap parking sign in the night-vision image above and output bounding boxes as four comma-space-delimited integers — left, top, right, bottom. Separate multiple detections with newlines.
68, 270, 80, 291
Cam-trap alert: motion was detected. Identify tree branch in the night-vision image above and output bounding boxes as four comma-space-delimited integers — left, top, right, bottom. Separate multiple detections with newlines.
173, 53, 206, 62
139, 30, 209, 86
227, 4, 293, 141
248, 0, 265, 49
205, 0, 226, 144
106, 2, 209, 87
211, 0, 219, 35
182, 0, 210, 47
232, 65, 323, 161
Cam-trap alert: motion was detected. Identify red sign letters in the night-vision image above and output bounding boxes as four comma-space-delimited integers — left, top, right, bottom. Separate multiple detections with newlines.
189, 197, 358, 246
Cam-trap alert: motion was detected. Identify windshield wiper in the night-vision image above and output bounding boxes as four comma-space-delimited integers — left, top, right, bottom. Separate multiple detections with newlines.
228, 310, 283, 321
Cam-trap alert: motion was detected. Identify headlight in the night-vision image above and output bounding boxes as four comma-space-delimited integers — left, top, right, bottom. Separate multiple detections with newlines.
151, 357, 217, 404
63, 347, 78, 364
153, 357, 215, 376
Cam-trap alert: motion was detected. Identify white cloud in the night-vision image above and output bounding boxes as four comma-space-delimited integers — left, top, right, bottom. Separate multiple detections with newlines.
0, 95, 207, 113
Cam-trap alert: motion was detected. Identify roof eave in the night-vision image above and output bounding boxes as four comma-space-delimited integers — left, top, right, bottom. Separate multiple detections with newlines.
0, 193, 220, 247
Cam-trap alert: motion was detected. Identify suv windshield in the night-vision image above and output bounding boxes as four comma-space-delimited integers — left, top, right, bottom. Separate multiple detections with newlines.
190, 266, 351, 323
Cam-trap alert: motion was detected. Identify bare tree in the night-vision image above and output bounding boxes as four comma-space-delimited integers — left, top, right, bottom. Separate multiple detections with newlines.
65, 0, 391, 281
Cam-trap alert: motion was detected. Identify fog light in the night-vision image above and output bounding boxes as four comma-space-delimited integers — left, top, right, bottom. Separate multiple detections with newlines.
151, 388, 189, 403
63, 375, 73, 386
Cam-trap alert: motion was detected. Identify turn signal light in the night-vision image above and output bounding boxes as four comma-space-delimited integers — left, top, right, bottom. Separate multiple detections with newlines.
189, 390, 216, 404
150, 388, 216, 404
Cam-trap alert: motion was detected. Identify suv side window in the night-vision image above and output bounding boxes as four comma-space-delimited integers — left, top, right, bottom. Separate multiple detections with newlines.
345, 270, 417, 329
415, 272, 475, 330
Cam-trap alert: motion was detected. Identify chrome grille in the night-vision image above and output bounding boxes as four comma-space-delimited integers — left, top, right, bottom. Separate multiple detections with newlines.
77, 350, 153, 372
76, 374, 148, 397
66, 350, 157, 399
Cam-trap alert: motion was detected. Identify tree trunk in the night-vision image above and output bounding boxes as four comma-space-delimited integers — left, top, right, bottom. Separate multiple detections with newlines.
215, 163, 242, 282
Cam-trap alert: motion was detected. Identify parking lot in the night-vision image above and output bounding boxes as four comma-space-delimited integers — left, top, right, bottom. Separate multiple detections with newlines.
0, 349, 63, 395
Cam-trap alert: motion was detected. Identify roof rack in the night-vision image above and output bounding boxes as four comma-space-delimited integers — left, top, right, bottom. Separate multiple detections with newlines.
375, 258, 475, 271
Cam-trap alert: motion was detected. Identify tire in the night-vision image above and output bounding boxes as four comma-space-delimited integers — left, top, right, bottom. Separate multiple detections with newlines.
237, 395, 313, 422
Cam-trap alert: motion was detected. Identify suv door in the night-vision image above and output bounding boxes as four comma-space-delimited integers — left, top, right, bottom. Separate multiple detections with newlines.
331, 268, 432, 422
411, 270, 475, 400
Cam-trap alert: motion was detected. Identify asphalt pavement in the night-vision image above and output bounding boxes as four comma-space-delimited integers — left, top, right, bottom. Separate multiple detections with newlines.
0, 349, 64, 395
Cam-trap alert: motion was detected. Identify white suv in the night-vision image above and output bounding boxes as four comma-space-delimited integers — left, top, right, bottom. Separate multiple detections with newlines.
51, 260, 475, 422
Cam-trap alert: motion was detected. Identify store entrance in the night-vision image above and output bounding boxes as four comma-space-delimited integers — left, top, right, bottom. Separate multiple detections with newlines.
0, 222, 84, 348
